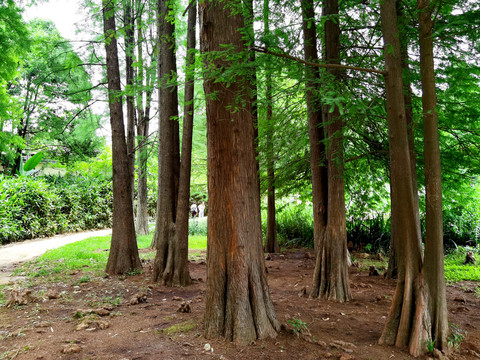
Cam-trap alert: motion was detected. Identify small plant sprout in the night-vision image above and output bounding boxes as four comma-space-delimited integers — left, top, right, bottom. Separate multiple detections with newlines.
287, 317, 308, 336
426, 338, 436, 354
448, 323, 467, 349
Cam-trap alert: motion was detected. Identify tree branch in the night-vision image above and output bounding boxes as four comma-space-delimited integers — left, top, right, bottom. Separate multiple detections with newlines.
251, 46, 387, 76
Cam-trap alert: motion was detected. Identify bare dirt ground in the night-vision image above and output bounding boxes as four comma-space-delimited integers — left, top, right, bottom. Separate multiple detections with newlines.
0, 249, 479, 360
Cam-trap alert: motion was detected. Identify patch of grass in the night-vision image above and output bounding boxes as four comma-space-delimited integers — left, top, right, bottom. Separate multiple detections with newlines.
189, 235, 207, 250
162, 320, 197, 336
15, 232, 206, 281
77, 275, 91, 284
444, 246, 480, 282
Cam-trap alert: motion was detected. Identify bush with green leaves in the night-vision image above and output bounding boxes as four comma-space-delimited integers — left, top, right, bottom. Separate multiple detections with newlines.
0, 174, 112, 244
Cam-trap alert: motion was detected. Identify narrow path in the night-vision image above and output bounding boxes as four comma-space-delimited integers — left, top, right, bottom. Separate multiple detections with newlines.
0, 229, 112, 285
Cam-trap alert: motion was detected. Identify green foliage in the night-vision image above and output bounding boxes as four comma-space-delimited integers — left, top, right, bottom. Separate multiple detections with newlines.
188, 217, 208, 236
262, 201, 314, 248
0, 0, 30, 81
347, 217, 391, 253
0, 175, 112, 244
426, 339, 436, 354
287, 317, 308, 336
448, 323, 467, 349
1, 19, 102, 173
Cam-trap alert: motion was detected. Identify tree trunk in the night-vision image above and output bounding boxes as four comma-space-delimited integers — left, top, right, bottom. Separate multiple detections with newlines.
386, 0, 422, 280
378, 0, 428, 355
135, 0, 155, 235
151, 0, 180, 251
418, 0, 449, 351
124, 0, 136, 205
301, 0, 329, 299
263, 0, 279, 254
307, 0, 351, 302
200, 0, 279, 344
152, 0, 183, 284
103, 0, 142, 275
153, 0, 197, 287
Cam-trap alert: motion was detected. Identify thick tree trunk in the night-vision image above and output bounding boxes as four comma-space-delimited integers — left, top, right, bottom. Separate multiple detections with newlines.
200, 0, 279, 344
151, 0, 180, 251
301, 1, 328, 299
418, 0, 449, 351
103, 0, 142, 275
378, 0, 428, 356
153, 1, 197, 287
263, 0, 279, 254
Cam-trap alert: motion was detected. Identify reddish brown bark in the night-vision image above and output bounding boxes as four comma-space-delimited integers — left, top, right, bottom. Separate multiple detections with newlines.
103, 0, 142, 275
378, 0, 427, 355
200, 0, 279, 344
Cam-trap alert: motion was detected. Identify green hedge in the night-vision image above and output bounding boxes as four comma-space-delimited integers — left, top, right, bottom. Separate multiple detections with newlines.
0, 175, 112, 244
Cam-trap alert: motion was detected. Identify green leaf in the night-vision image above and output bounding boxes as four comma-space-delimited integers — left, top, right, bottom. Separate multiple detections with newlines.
24, 152, 44, 172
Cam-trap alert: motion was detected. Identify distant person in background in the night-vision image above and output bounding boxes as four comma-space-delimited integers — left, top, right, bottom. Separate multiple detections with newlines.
198, 201, 205, 218
190, 203, 197, 218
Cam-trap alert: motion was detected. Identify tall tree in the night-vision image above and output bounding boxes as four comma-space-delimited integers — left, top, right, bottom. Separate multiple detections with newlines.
301, 0, 329, 297
200, 0, 279, 344
103, 0, 142, 274
418, 0, 448, 351
306, 0, 351, 302
151, 0, 182, 283
263, 0, 279, 254
134, 0, 156, 235
124, 0, 136, 202
386, 0, 422, 280
152, 0, 197, 286
378, 0, 429, 355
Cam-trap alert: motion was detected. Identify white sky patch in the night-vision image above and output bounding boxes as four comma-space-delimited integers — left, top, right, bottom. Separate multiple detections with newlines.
23, 0, 85, 41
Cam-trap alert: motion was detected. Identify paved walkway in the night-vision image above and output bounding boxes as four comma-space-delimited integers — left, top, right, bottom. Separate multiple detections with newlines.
0, 229, 112, 285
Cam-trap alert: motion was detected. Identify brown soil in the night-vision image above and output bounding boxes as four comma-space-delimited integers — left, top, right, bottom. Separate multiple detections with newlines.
0, 250, 479, 360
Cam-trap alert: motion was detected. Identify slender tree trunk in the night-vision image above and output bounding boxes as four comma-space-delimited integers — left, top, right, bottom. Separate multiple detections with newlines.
151, 0, 180, 251
125, 0, 136, 204
418, 0, 449, 351
103, 0, 142, 274
307, 0, 351, 302
135, 0, 154, 235
200, 0, 279, 344
386, 1, 422, 280
263, 0, 279, 254
244, 0, 261, 199
154, 0, 197, 286
301, 0, 328, 299
378, 1, 428, 355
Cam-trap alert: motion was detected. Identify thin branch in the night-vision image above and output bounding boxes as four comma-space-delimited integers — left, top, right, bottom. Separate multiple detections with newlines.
252, 46, 387, 76
182, 0, 196, 17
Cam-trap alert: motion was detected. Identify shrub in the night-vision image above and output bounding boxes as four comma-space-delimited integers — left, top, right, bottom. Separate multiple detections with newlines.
0, 175, 112, 244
